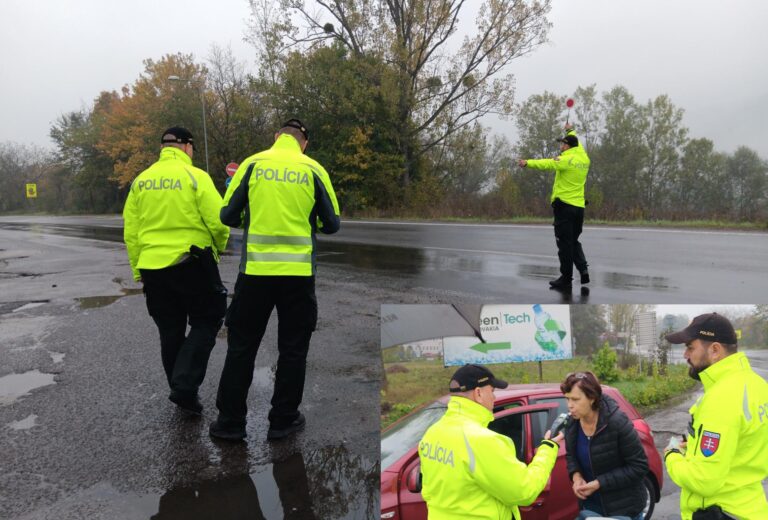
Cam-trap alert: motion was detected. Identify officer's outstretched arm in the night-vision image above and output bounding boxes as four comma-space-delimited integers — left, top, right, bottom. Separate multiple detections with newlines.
525, 158, 561, 172
470, 430, 558, 507
122, 185, 141, 281
666, 410, 738, 496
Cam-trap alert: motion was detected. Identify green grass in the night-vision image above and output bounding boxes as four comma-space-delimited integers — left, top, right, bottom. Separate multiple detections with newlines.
381, 357, 698, 429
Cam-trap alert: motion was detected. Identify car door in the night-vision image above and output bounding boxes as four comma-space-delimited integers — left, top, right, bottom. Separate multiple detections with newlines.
488, 403, 562, 520
396, 403, 568, 520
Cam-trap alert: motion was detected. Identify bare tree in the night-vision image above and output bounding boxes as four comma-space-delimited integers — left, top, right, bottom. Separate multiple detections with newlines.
247, 0, 552, 185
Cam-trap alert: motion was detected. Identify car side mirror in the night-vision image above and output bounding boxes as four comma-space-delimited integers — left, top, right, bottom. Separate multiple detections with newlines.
406, 466, 422, 493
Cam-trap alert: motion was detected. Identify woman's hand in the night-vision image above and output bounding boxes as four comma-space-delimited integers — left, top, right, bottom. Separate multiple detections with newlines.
576, 479, 601, 498
572, 472, 587, 499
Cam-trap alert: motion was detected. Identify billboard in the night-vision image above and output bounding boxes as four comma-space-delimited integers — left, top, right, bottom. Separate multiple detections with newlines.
443, 304, 572, 366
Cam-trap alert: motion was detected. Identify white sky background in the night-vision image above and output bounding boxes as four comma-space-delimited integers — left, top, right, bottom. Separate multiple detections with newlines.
653, 304, 756, 320
1, 0, 767, 158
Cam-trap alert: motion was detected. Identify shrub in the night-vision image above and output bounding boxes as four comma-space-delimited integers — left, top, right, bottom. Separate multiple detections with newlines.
593, 345, 619, 383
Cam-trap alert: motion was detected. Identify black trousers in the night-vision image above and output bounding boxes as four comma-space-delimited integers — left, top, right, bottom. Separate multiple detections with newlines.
141, 260, 226, 398
216, 273, 317, 429
552, 199, 588, 279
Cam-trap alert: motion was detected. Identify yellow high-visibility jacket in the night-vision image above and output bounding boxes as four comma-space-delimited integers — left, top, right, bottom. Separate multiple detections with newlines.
220, 134, 340, 276
665, 352, 768, 520
123, 146, 229, 281
419, 397, 559, 520
525, 129, 590, 208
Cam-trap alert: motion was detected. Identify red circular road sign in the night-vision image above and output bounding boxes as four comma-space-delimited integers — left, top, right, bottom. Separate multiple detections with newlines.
566, 98, 574, 108
225, 162, 239, 177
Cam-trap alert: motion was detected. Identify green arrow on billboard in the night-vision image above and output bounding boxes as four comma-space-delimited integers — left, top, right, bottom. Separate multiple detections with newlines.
470, 342, 512, 354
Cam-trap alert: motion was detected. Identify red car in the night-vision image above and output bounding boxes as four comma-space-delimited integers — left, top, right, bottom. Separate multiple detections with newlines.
381, 384, 662, 520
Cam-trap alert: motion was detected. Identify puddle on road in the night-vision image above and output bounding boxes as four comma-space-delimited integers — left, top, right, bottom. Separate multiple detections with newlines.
153, 448, 376, 519
0, 300, 50, 315
603, 272, 674, 291
0, 369, 56, 405
76, 288, 144, 309
7, 414, 38, 430
518, 264, 560, 280
0, 222, 124, 243
38, 446, 378, 519
316, 241, 426, 274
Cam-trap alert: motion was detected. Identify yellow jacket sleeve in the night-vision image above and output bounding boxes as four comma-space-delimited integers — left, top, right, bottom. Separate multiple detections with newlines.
526, 157, 563, 171
666, 402, 739, 496
470, 432, 558, 507
194, 170, 229, 255
122, 186, 141, 281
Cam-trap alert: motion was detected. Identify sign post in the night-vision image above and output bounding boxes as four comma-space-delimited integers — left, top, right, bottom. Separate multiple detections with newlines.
25, 183, 37, 198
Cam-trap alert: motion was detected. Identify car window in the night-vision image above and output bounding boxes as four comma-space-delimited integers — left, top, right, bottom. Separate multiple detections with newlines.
381, 403, 447, 469
529, 396, 568, 445
493, 400, 523, 412
488, 413, 525, 462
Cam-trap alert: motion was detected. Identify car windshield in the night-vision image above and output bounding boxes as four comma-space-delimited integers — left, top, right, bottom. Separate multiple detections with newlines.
381, 403, 447, 469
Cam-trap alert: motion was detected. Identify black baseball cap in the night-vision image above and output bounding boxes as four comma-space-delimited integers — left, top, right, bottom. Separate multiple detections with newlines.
161, 127, 194, 146
665, 313, 737, 345
449, 364, 508, 393
281, 119, 309, 141
557, 134, 578, 147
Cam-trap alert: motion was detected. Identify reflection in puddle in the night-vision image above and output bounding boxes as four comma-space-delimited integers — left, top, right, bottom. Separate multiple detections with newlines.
106, 446, 377, 519
76, 288, 144, 309
0, 222, 124, 243
12, 301, 48, 312
0, 369, 56, 405
603, 272, 674, 291
317, 242, 425, 274
518, 264, 559, 280
7, 414, 38, 430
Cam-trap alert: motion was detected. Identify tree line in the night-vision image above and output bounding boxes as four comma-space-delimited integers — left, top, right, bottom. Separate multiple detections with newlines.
1, 0, 765, 222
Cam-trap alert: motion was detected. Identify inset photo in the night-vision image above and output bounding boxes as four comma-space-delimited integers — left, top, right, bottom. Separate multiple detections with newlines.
381, 304, 768, 520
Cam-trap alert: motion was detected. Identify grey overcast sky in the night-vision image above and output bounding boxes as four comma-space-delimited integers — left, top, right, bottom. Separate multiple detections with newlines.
1, 0, 767, 158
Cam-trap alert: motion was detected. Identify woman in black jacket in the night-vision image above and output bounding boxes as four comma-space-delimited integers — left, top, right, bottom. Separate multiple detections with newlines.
561, 371, 649, 520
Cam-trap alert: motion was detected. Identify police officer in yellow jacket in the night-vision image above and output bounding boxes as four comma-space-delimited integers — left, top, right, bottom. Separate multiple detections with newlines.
664, 313, 768, 520
209, 119, 340, 441
419, 364, 563, 520
518, 123, 590, 291
123, 127, 230, 414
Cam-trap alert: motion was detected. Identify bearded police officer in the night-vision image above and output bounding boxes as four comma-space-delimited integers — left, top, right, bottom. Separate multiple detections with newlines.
664, 313, 768, 520
418, 364, 563, 520
123, 127, 230, 414
518, 123, 590, 291
209, 119, 340, 441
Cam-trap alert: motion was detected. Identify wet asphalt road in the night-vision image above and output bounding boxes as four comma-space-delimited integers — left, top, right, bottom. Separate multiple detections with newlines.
0, 221, 394, 519
320, 220, 768, 304
2, 216, 767, 303
644, 350, 768, 519
1, 215, 767, 519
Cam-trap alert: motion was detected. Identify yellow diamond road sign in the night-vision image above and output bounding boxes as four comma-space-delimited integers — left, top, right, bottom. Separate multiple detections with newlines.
25, 183, 37, 198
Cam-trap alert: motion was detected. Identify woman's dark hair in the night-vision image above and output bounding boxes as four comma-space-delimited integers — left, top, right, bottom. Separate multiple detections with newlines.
560, 371, 602, 410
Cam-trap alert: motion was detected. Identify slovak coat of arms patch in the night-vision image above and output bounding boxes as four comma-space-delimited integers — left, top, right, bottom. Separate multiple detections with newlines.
700, 430, 721, 457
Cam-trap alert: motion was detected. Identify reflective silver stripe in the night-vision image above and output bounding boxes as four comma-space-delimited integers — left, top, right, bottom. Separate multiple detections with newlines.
246, 252, 312, 263
743, 384, 752, 421
247, 234, 312, 245
184, 168, 198, 190
463, 432, 475, 473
